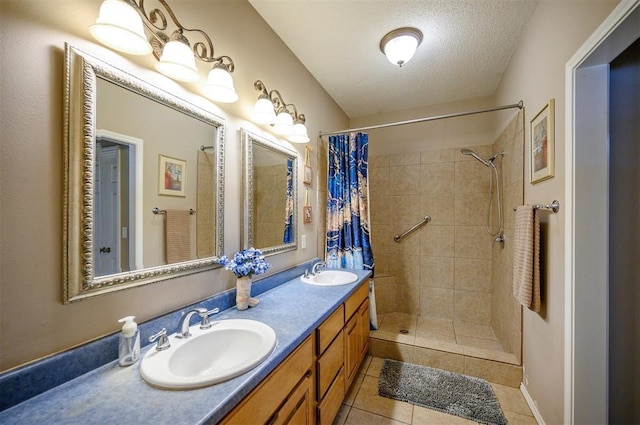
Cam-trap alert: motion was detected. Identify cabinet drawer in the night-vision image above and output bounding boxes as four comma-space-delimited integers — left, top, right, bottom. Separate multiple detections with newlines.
345, 280, 368, 321
317, 366, 345, 425
222, 337, 313, 425
317, 329, 344, 399
272, 370, 313, 425
317, 305, 344, 355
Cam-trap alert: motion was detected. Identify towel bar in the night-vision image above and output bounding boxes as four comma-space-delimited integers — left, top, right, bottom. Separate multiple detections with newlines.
512, 200, 559, 213
152, 207, 196, 215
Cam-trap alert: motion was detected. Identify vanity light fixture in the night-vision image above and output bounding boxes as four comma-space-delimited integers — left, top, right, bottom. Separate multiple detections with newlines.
90, 0, 238, 103
379, 27, 423, 67
251, 80, 310, 143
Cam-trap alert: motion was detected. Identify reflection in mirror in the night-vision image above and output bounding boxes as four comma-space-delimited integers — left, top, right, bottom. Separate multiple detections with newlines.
241, 129, 298, 256
63, 44, 225, 302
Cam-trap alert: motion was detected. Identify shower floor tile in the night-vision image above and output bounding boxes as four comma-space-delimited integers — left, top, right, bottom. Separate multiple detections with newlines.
373, 313, 513, 364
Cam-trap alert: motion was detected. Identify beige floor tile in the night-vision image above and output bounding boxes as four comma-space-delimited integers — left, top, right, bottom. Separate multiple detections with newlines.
380, 313, 418, 330
344, 372, 365, 406
415, 327, 456, 344
503, 410, 538, 425
453, 321, 498, 340
414, 336, 464, 355
345, 407, 410, 425
367, 356, 385, 378
371, 329, 417, 345
412, 406, 478, 424
463, 346, 519, 365
333, 404, 351, 425
416, 317, 455, 337
353, 376, 414, 424
456, 335, 504, 352
491, 383, 533, 416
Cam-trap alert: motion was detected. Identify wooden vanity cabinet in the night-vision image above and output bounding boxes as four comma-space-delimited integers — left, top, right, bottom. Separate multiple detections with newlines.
221, 280, 371, 425
343, 282, 370, 392
316, 280, 371, 425
221, 336, 314, 425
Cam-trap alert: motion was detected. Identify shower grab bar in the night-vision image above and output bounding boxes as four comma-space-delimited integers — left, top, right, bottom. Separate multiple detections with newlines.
152, 207, 196, 215
394, 215, 431, 242
512, 200, 560, 213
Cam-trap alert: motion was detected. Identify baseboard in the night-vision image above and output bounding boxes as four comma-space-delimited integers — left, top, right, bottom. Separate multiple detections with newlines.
520, 383, 545, 425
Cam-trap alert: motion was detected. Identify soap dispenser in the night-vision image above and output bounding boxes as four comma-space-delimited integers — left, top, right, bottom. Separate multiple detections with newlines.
118, 316, 140, 366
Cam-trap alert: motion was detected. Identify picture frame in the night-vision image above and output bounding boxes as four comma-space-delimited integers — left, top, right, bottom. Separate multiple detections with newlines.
530, 99, 555, 184
158, 154, 186, 197
303, 164, 312, 185
303, 205, 313, 223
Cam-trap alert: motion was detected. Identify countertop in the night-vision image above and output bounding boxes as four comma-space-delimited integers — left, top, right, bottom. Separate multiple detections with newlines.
0, 270, 371, 424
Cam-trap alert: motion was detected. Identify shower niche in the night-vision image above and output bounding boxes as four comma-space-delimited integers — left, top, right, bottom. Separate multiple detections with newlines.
366, 110, 524, 384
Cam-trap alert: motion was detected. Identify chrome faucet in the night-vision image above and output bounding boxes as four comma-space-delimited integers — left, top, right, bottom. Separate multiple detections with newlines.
176, 307, 219, 339
311, 261, 326, 276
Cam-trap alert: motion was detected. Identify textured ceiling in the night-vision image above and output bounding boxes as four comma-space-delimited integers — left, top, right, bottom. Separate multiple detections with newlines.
248, 0, 538, 118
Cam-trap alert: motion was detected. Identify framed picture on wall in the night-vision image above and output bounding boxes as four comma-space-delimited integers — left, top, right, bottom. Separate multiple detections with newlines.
158, 154, 186, 197
303, 164, 312, 185
303, 205, 313, 223
530, 99, 555, 184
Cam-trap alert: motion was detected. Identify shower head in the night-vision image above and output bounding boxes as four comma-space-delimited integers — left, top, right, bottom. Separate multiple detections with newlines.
460, 148, 490, 167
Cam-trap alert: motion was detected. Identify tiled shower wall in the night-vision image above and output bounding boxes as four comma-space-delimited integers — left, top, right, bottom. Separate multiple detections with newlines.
491, 110, 524, 359
253, 164, 287, 248
369, 147, 495, 324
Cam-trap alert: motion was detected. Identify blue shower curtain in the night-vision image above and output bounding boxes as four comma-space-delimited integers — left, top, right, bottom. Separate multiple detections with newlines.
325, 132, 374, 272
283, 158, 294, 244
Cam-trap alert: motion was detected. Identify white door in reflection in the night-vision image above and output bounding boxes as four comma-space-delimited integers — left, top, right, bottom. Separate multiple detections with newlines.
94, 130, 144, 277
95, 144, 120, 276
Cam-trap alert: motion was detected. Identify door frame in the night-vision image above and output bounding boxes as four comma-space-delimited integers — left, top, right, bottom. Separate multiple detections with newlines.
96, 129, 144, 271
564, 1, 640, 423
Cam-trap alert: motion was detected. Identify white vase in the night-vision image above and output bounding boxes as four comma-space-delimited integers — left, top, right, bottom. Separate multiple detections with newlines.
236, 276, 259, 310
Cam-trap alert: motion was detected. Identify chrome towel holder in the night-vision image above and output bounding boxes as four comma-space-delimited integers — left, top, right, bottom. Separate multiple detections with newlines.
513, 200, 559, 213
152, 207, 196, 215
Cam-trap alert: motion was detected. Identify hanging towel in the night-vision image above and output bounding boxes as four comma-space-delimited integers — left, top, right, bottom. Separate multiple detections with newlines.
165, 209, 191, 264
512, 205, 541, 312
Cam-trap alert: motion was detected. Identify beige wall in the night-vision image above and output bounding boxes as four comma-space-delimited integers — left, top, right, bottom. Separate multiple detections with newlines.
0, 0, 348, 371
493, 1, 619, 423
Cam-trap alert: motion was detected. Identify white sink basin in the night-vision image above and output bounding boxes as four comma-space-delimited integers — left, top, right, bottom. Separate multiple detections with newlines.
140, 319, 276, 390
301, 270, 359, 286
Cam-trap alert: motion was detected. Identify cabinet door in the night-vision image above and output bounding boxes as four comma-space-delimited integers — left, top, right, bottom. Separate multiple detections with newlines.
273, 371, 314, 425
343, 313, 359, 391
358, 298, 370, 360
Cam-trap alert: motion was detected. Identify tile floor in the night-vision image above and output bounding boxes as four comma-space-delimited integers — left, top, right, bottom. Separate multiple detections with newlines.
333, 356, 537, 425
372, 313, 519, 365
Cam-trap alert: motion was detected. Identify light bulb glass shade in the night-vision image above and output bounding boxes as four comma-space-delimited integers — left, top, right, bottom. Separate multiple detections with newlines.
288, 122, 310, 143
380, 27, 423, 67
202, 66, 238, 103
155, 37, 199, 82
251, 97, 276, 124
272, 111, 294, 136
90, 0, 152, 55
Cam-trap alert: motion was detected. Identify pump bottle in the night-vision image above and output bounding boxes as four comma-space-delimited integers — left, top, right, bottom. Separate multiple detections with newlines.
118, 316, 140, 366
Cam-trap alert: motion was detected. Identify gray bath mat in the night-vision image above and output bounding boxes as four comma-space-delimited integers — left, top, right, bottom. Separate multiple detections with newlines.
378, 359, 508, 425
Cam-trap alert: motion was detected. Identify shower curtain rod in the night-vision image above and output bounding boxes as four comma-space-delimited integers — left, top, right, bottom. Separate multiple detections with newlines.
318, 100, 523, 138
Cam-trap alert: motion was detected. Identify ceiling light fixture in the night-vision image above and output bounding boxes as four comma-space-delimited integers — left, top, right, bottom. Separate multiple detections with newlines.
379, 27, 423, 67
90, 0, 238, 103
251, 80, 310, 144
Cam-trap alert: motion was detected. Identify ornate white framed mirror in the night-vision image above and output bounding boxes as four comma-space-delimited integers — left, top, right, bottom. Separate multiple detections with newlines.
240, 129, 298, 256
63, 43, 225, 303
